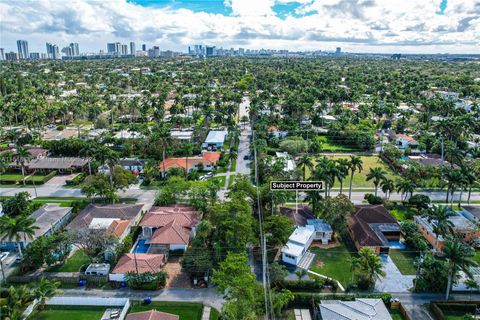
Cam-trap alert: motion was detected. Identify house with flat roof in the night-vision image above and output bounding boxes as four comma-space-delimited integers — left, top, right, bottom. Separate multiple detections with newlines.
414, 211, 480, 249
109, 253, 166, 282
1, 204, 73, 251
281, 227, 315, 267
139, 205, 202, 253
318, 298, 392, 320
202, 130, 228, 149
347, 205, 400, 254
275, 152, 296, 172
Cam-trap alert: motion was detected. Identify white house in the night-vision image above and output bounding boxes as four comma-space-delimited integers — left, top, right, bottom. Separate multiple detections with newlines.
275, 152, 296, 172
395, 134, 419, 150
281, 227, 315, 266
319, 299, 392, 320
306, 219, 333, 245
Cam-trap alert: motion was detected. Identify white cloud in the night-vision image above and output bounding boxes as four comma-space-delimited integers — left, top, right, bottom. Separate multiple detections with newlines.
0, 0, 478, 54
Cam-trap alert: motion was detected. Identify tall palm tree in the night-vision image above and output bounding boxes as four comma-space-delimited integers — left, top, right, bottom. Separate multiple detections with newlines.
395, 179, 416, 201
0, 215, 39, 257
458, 165, 474, 207
305, 191, 322, 216
15, 147, 31, 186
335, 159, 350, 194
422, 206, 455, 252
95, 147, 118, 187
34, 277, 61, 309
380, 178, 395, 200
296, 155, 313, 181
443, 240, 477, 300
348, 156, 363, 200
366, 167, 387, 197
183, 143, 194, 180
443, 169, 463, 206
80, 144, 97, 176
229, 149, 238, 168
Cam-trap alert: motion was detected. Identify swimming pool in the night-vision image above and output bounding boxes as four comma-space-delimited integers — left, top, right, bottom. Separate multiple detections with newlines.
134, 239, 150, 253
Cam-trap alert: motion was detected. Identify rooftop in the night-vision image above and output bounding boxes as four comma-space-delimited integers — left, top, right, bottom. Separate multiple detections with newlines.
112, 254, 165, 274
204, 130, 228, 144
319, 298, 392, 320
29, 204, 73, 238
288, 226, 314, 246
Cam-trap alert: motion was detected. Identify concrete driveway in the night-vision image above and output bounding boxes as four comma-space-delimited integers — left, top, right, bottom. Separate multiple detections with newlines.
375, 254, 415, 293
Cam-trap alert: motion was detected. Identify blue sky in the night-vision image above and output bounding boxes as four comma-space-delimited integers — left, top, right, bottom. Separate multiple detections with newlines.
0, 0, 478, 54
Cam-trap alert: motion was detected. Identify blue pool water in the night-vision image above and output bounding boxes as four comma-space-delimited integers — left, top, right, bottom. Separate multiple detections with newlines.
134, 240, 150, 253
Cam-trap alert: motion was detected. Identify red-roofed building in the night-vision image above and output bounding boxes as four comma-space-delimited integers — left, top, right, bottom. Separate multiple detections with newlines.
126, 310, 179, 320
109, 253, 166, 282
139, 205, 202, 252
395, 134, 419, 149
159, 152, 221, 177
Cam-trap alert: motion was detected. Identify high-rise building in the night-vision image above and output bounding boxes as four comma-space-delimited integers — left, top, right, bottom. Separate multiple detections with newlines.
29, 52, 40, 60
16, 40, 29, 59
69, 43, 80, 56
115, 42, 121, 54
107, 43, 116, 53
130, 42, 136, 55
46, 43, 56, 59
0, 48, 4, 60
121, 44, 128, 55
142, 44, 146, 51
52, 45, 60, 59
206, 46, 215, 57
62, 46, 73, 57
5, 52, 18, 61
335, 47, 341, 54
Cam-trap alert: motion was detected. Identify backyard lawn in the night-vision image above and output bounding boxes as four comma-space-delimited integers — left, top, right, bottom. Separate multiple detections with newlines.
209, 308, 220, 320
308, 156, 398, 189
389, 250, 417, 275
0, 173, 49, 183
309, 242, 357, 287
29, 306, 106, 320
389, 309, 403, 320
128, 301, 204, 320
389, 206, 415, 222
46, 250, 90, 272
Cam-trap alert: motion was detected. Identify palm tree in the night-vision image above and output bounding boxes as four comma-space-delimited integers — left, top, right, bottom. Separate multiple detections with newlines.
366, 167, 387, 197
0, 215, 39, 257
443, 240, 477, 300
305, 191, 322, 216
229, 149, 238, 168
380, 178, 395, 200
15, 147, 31, 186
395, 179, 416, 201
335, 159, 349, 194
183, 143, 194, 180
443, 169, 463, 207
348, 156, 363, 200
351, 247, 385, 288
422, 206, 455, 252
95, 147, 118, 187
34, 277, 61, 309
3, 285, 31, 320
80, 144, 97, 175
296, 155, 313, 181
458, 165, 474, 207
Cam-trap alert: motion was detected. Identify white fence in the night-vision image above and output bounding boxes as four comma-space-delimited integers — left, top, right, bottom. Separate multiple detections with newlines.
23, 296, 130, 320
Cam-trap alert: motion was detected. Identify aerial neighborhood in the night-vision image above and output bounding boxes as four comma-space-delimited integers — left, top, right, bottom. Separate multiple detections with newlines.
1, 32, 480, 320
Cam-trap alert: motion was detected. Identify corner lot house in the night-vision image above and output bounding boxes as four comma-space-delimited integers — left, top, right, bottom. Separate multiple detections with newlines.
281, 227, 315, 267
139, 205, 202, 253
414, 211, 480, 249
126, 310, 179, 320
202, 130, 228, 149
109, 253, 166, 282
318, 298, 392, 320
160, 152, 221, 177
1, 204, 73, 251
347, 205, 400, 254
66, 204, 144, 241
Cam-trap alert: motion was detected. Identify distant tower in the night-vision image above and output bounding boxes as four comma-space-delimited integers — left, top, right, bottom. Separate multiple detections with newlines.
142, 44, 146, 51
130, 42, 136, 55
335, 47, 341, 54
17, 40, 29, 59
69, 43, 80, 56
0, 48, 4, 60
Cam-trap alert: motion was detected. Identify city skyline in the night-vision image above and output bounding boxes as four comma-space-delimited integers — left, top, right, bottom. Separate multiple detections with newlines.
0, 0, 478, 54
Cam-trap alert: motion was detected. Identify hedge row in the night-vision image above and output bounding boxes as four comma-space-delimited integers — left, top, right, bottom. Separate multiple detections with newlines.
0, 170, 57, 185
288, 293, 393, 308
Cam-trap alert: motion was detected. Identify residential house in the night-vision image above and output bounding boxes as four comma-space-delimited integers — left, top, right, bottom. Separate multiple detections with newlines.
109, 253, 166, 282
42, 128, 78, 141
306, 219, 333, 245
98, 158, 145, 175
66, 204, 144, 241
84, 263, 110, 276
279, 206, 333, 245
126, 310, 179, 320
138, 205, 202, 253
170, 130, 194, 141
268, 126, 288, 139
0, 204, 73, 251
281, 227, 315, 267
26, 157, 88, 173
113, 130, 145, 139
159, 152, 221, 177
202, 130, 228, 149
318, 298, 392, 320
395, 134, 419, 150
275, 152, 296, 172
414, 211, 480, 249
347, 205, 401, 254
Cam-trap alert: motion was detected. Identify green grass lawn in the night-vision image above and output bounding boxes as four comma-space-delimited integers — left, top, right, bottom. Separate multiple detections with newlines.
317, 136, 361, 152
228, 174, 236, 189
129, 301, 204, 320
209, 308, 220, 320
389, 206, 415, 222
209, 176, 226, 187
0, 173, 48, 183
46, 250, 90, 272
389, 309, 403, 320
29, 306, 106, 320
310, 242, 357, 287
308, 156, 398, 189
389, 249, 418, 275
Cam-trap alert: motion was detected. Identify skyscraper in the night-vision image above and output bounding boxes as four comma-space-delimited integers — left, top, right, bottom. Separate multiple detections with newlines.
46, 43, 54, 58
52, 45, 60, 59
69, 42, 80, 56
62, 46, 73, 57
16, 40, 29, 59
335, 47, 341, 54
115, 42, 121, 54
142, 44, 146, 51
5, 52, 18, 61
29, 52, 40, 60
0, 48, 4, 60
121, 44, 128, 55
107, 43, 116, 53
130, 42, 136, 55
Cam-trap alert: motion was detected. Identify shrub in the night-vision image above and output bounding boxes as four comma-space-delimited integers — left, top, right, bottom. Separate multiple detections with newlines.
408, 194, 431, 211
56, 125, 65, 131
65, 173, 86, 186
364, 193, 383, 205
273, 279, 325, 292
287, 293, 392, 308
125, 271, 168, 290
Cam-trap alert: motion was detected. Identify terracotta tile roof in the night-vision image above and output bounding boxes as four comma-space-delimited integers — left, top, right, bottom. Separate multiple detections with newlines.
126, 310, 179, 320
159, 152, 221, 172
395, 134, 417, 142
106, 220, 130, 238
150, 220, 191, 245
112, 254, 165, 274
66, 204, 143, 230
348, 205, 399, 247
